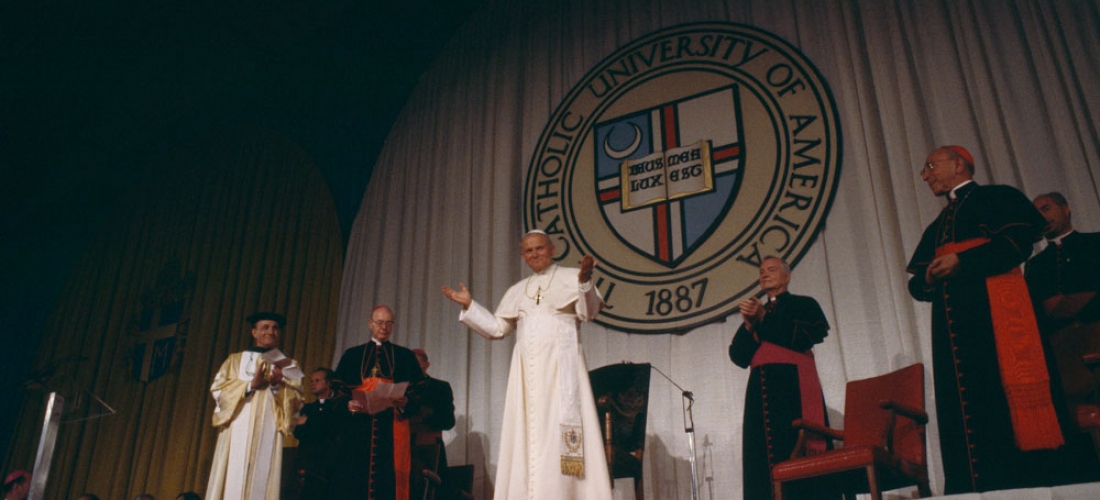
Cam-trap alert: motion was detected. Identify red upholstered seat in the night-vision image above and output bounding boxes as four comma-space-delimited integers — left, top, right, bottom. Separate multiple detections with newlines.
1077, 353, 1100, 455
771, 363, 931, 500
1077, 404, 1100, 429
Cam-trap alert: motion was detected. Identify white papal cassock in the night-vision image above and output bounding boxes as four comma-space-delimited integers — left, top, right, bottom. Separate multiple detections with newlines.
459, 264, 613, 500
205, 350, 302, 500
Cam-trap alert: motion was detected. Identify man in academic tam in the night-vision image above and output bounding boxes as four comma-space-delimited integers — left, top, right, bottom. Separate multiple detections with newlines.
205, 312, 303, 500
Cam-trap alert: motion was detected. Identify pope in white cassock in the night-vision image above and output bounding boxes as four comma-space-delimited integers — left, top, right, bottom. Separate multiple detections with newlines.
205, 312, 303, 500
442, 230, 613, 500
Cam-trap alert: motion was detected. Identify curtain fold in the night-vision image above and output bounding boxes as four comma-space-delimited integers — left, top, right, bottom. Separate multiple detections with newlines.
4, 128, 343, 500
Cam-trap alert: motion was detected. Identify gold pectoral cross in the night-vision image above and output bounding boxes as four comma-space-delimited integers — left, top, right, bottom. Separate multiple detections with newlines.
536, 288, 542, 305
370, 363, 381, 377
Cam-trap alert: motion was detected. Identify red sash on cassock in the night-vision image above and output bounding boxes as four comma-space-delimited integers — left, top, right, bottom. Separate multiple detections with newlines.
937, 238, 1064, 450
751, 341, 827, 454
357, 376, 411, 500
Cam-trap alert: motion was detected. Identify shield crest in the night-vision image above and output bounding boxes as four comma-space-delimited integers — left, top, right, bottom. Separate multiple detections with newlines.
594, 85, 745, 267
131, 300, 183, 382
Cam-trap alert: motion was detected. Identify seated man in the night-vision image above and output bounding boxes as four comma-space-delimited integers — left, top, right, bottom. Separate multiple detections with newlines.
1026, 192, 1100, 389
408, 349, 456, 500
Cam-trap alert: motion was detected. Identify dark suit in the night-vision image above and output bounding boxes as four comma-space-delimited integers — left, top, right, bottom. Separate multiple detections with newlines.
1025, 230, 1100, 484
1027, 230, 1100, 330
409, 375, 456, 500
293, 393, 348, 500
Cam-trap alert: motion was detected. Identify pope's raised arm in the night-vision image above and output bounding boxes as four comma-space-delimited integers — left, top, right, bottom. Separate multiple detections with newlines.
439, 229, 613, 499
441, 282, 472, 309
578, 254, 597, 283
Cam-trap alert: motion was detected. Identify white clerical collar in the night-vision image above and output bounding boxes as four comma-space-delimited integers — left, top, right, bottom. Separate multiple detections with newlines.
371, 338, 383, 346
1048, 230, 1075, 246
948, 180, 974, 200
534, 263, 558, 276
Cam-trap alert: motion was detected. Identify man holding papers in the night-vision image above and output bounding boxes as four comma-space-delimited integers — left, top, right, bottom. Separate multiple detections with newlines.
332, 305, 424, 500
205, 312, 304, 500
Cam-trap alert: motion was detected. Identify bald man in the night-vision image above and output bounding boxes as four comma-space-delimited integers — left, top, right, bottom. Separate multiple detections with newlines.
332, 305, 424, 500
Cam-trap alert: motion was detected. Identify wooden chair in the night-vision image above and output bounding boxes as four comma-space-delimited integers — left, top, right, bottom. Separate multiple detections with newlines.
1076, 353, 1100, 456
771, 363, 930, 500
590, 362, 651, 500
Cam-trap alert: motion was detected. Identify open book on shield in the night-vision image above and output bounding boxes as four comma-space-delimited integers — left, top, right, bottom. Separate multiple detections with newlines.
620, 140, 714, 211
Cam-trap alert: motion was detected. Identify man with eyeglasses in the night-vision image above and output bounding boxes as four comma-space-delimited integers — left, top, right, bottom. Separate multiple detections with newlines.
906, 146, 1075, 493
332, 305, 424, 500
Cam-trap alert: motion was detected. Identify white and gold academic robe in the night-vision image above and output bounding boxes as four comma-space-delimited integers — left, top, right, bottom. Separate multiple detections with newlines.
205, 350, 303, 500
460, 265, 613, 500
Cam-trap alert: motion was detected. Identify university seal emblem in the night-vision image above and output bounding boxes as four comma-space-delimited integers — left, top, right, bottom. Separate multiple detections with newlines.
525, 22, 841, 333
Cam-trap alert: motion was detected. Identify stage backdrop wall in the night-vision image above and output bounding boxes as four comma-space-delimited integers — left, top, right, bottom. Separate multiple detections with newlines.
3, 128, 344, 500
334, 0, 1100, 498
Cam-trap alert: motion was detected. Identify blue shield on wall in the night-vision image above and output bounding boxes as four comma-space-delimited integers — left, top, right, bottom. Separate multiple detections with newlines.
593, 85, 745, 267
131, 299, 183, 382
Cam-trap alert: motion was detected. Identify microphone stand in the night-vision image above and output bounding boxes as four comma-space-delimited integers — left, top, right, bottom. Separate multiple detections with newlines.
702, 434, 715, 500
650, 365, 700, 500
21, 355, 115, 500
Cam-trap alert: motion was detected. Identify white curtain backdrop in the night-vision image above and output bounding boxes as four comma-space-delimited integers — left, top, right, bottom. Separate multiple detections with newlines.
334, 1, 1100, 498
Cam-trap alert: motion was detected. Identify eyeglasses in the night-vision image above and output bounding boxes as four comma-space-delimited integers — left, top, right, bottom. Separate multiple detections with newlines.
372, 320, 395, 327
920, 157, 954, 174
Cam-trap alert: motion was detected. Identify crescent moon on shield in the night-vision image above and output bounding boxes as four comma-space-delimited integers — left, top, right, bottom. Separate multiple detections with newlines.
604, 123, 643, 160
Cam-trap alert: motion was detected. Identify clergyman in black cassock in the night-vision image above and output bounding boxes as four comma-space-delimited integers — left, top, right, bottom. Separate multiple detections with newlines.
907, 146, 1082, 493
331, 305, 424, 500
729, 256, 836, 500
408, 348, 457, 500
293, 367, 348, 500
1023, 192, 1100, 484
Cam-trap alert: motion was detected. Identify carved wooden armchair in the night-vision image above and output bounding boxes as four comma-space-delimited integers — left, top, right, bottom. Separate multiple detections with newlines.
590, 362, 651, 500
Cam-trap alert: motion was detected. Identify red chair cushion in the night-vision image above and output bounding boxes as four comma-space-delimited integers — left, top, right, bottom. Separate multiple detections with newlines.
1076, 404, 1100, 430
771, 445, 896, 481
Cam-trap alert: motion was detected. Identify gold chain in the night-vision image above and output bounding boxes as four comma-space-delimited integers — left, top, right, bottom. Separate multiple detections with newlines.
360, 342, 394, 380
525, 264, 558, 305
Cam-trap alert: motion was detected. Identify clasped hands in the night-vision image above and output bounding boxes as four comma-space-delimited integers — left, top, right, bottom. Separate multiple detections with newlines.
924, 253, 961, 285
739, 297, 766, 327
250, 362, 284, 391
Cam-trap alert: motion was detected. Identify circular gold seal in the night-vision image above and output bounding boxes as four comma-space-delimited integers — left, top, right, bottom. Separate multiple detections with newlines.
525, 22, 841, 333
